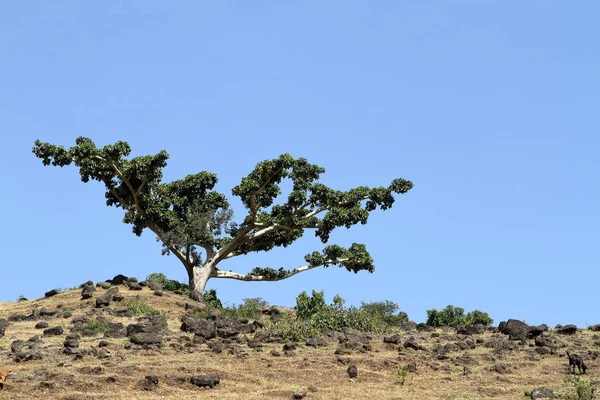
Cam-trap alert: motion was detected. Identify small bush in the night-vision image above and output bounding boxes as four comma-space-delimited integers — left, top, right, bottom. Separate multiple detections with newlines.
426, 305, 493, 327
295, 291, 387, 334
564, 376, 596, 400
396, 369, 409, 385
146, 273, 190, 294
83, 320, 110, 335
121, 298, 160, 316
260, 320, 322, 342
203, 289, 223, 309
223, 298, 269, 319
360, 300, 408, 326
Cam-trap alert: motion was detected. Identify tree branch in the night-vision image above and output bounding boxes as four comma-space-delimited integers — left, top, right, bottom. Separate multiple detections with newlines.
214, 258, 349, 282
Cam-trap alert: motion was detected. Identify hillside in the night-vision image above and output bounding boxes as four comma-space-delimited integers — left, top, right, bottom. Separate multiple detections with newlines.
0, 280, 597, 399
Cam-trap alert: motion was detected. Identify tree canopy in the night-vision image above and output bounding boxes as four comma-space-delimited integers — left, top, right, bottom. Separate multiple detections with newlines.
33, 137, 413, 301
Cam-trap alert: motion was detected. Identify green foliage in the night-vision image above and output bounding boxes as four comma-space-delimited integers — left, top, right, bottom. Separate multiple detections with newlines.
396, 369, 409, 385
82, 320, 110, 335
146, 272, 190, 294
203, 289, 223, 309
360, 300, 408, 326
564, 376, 597, 400
222, 298, 269, 319
295, 290, 387, 333
33, 138, 412, 300
260, 319, 323, 342
121, 298, 160, 316
426, 305, 493, 327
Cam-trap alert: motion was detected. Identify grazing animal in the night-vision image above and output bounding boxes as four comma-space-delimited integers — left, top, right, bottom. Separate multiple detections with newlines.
566, 351, 587, 374
0, 368, 11, 391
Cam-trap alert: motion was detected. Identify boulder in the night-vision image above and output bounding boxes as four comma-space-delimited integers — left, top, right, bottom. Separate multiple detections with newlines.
108, 274, 129, 285
556, 324, 577, 335
500, 319, 529, 340
528, 387, 554, 399
44, 289, 60, 298
589, 324, 600, 332
43, 326, 64, 336
190, 374, 220, 388
527, 324, 548, 338
383, 334, 402, 344
35, 322, 49, 329
456, 325, 484, 335
81, 284, 97, 300
347, 363, 358, 378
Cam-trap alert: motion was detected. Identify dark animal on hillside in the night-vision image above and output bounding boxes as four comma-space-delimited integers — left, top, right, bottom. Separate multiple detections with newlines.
566, 351, 587, 374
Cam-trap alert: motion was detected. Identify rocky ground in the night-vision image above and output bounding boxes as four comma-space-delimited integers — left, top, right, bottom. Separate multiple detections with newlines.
0, 278, 598, 399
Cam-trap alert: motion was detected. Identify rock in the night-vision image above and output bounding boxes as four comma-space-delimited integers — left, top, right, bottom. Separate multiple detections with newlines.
95, 293, 111, 308
534, 336, 554, 348
491, 364, 511, 374
0, 319, 8, 337
500, 319, 529, 340
39, 308, 59, 317
528, 386, 555, 399
210, 341, 224, 354
404, 362, 417, 373
347, 363, 358, 378
306, 337, 326, 348
154, 290, 163, 297
142, 375, 159, 391
527, 324, 548, 338
128, 282, 143, 291
99, 282, 112, 289
247, 340, 263, 350
416, 323, 433, 332
384, 334, 402, 344
292, 391, 307, 399
45, 289, 60, 298
35, 322, 49, 329
456, 325, 484, 335
190, 374, 220, 388
13, 352, 43, 363
180, 315, 216, 339
404, 339, 425, 351
43, 326, 64, 336
283, 343, 297, 351
130, 333, 163, 345
556, 325, 577, 335
63, 339, 79, 348
108, 274, 129, 285
81, 285, 97, 300
147, 280, 162, 291
589, 324, 600, 332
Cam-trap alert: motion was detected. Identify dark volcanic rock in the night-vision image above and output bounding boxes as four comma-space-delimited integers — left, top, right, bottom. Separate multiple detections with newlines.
108, 274, 128, 285
128, 282, 143, 291
95, 293, 111, 308
528, 387, 555, 399
456, 325, 484, 335
190, 374, 220, 388
500, 319, 529, 340
43, 326, 64, 336
383, 334, 402, 344
130, 333, 163, 345
404, 338, 425, 351
306, 337, 326, 348
45, 289, 60, 298
556, 324, 577, 335
347, 363, 358, 378
35, 322, 49, 329
534, 336, 554, 348
0, 319, 8, 337
589, 324, 600, 332
526, 324, 548, 338
39, 308, 59, 317
81, 284, 97, 300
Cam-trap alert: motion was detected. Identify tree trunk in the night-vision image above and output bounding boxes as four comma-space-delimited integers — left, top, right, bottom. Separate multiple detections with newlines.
187, 264, 213, 302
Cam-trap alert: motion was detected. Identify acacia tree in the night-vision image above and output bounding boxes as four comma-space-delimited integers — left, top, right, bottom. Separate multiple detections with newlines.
33, 137, 413, 301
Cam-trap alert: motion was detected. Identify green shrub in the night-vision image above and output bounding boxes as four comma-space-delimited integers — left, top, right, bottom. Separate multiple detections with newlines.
396, 369, 409, 385
82, 320, 110, 335
260, 319, 322, 342
426, 305, 493, 327
564, 376, 596, 400
295, 291, 387, 334
121, 298, 160, 316
360, 300, 408, 326
203, 289, 223, 309
146, 272, 190, 294
223, 298, 269, 319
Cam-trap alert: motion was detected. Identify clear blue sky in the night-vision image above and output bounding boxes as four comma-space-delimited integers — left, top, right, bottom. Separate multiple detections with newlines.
1, 2, 598, 327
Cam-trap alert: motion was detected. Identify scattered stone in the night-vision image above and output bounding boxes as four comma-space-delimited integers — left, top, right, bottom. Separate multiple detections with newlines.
270, 350, 281, 357
35, 322, 49, 329
154, 290, 164, 297
81, 283, 97, 300
383, 334, 402, 344
527, 324, 548, 338
98, 281, 112, 289
404, 338, 426, 351
456, 325, 483, 335
404, 362, 417, 373
43, 326, 64, 336
128, 282, 143, 291
589, 324, 600, 332
306, 337, 326, 348
108, 274, 129, 285
347, 363, 358, 378
292, 391, 307, 399
79, 366, 103, 375
190, 374, 220, 388
556, 325, 577, 335
491, 364, 511, 374
500, 319, 529, 341
527, 387, 555, 399
142, 375, 159, 391
39, 308, 59, 317
95, 293, 111, 308
45, 289, 60, 298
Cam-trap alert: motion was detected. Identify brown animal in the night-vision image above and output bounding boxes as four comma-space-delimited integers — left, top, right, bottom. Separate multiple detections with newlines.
566, 351, 587, 374
0, 368, 11, 391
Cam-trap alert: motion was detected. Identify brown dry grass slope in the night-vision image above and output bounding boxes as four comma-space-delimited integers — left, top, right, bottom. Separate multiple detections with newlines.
0, 285, 598, 399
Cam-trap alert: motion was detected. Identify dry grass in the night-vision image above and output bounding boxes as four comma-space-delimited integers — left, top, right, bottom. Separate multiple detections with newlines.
0, 286, 598, 399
